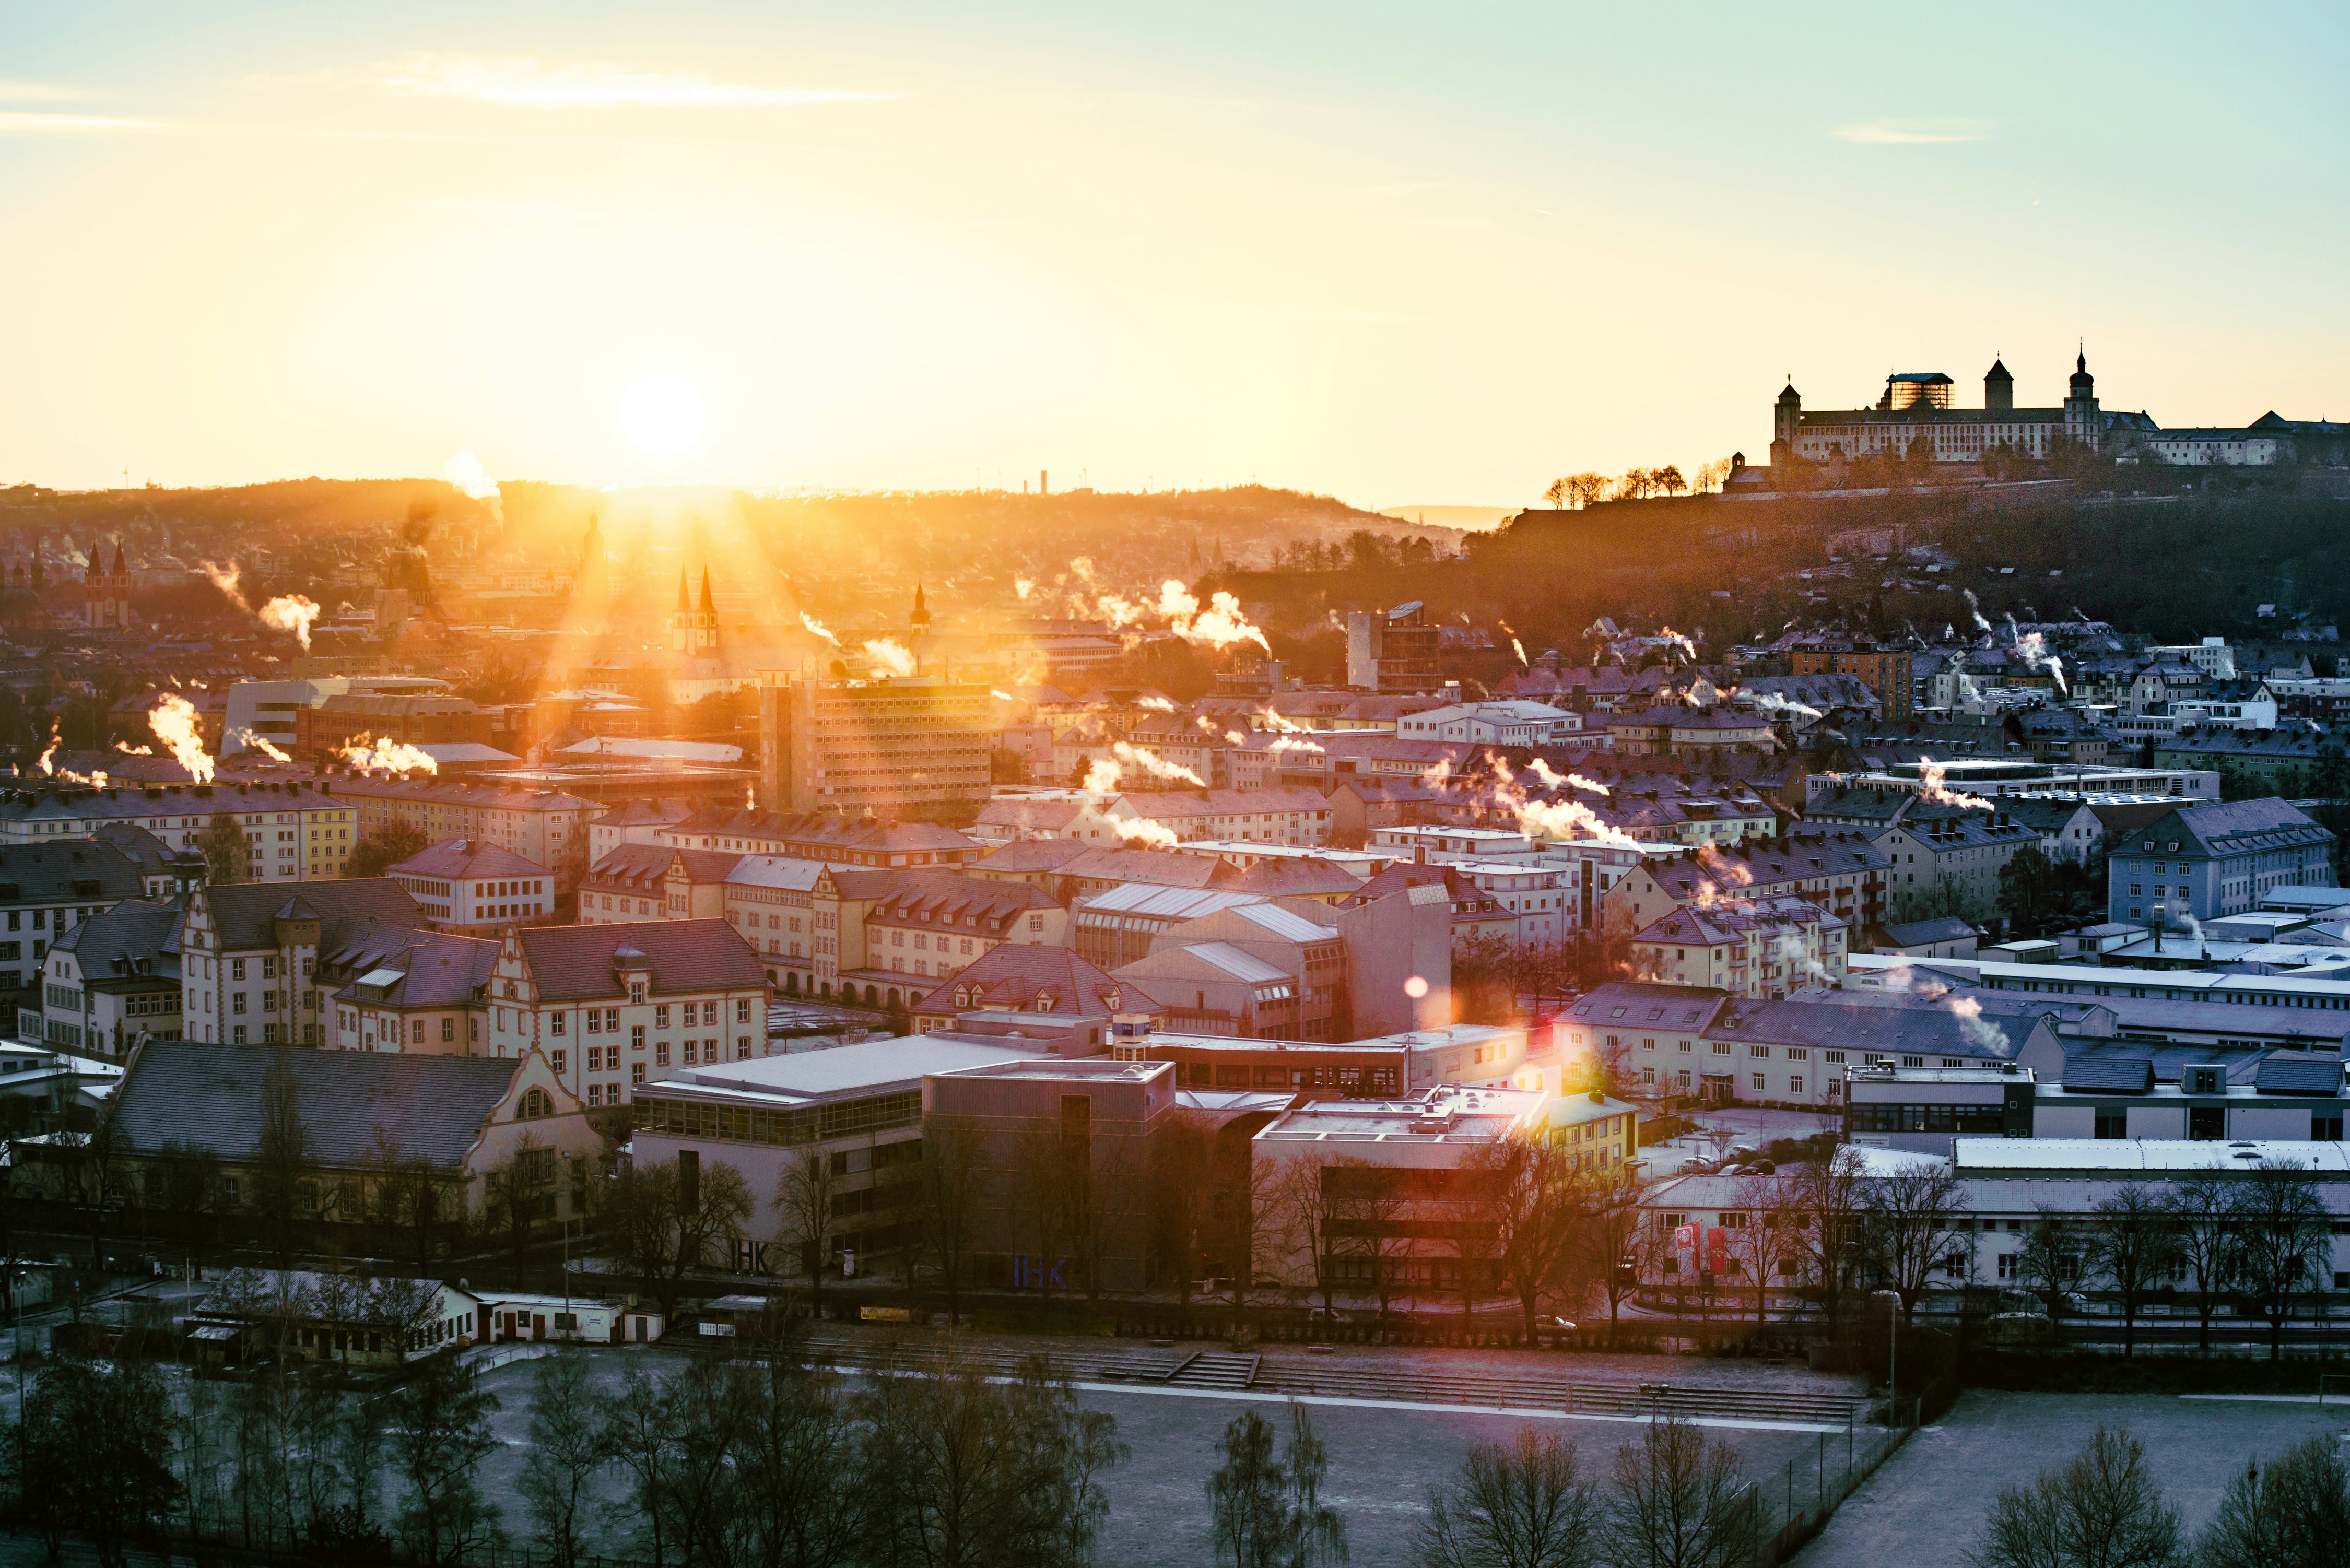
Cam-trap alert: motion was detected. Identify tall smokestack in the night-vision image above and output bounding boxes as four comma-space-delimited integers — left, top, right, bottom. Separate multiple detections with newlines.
1040, 469, 1049, 495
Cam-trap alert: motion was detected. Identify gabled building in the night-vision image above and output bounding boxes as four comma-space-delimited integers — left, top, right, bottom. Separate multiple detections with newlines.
330, 931, 500, 1054
1152, 900, 1350, 1041
2107, 797, 2337, 928
909, 944, 1160, 1052
180, 879, 426, 1046
42, 899, 182, 1056
578, 844, 742, 925
483, 920, 771, 1110
86, 1040, 597, 1242
386, 838, 554, 933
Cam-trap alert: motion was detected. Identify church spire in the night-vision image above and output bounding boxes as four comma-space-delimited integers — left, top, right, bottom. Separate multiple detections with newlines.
699, 567, 714, 613
910, 582, 930, 628
676, 570, 689, 612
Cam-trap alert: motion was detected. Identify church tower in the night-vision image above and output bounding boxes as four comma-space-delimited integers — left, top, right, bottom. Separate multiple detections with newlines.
910, 583, 931, 632
671, 567, 720, 655
84, 537, 133, 630
2062, 346, 2100, 450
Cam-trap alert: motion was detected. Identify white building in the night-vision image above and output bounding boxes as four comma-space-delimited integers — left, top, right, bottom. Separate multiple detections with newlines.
1395, 701, 1583, 747
386, 838, 555, 932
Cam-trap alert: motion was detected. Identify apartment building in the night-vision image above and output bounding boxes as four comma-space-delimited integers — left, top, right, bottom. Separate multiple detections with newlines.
1875, 806, 2042, 916
1604, 830, 1890, 934
332, 775, 601, 883
1629, 896, 1849, 999
656, 806, 981, 868
329, 930, 500, 1055
0, 841, 150, 997
1115, 788, 1334, 846
757, 674, 992, 816
480, 921, 771, 1111
0, 782, 359, 881
1788, 638, 1914, 720
578, 845, 741, 925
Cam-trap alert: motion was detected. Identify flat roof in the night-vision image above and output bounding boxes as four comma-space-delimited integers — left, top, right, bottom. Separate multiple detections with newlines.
638, 1035, 1042, 1105
1952, 1137, 2350, 1174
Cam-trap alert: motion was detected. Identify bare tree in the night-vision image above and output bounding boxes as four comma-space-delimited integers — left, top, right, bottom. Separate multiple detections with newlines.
2083, 1184, 2183, 1358
1972, 1426, 2182, 1568
601, 1156, 754, 1321
1274, 1152, 1348, 1319
2231, 1159, 2331, 1361
1206, 1404, 1347, 1568
1471, 1134, 1581, 1342
1790, 1145, 1869, 1336
1152, 1109, 1218, 1308
2164, 1169, 2239, 1352
1415, 1428, 1602, 1568
1012, 1124, 1074, 1307
2198, 1435, 2350, 1568
853, 1351, 1125, 1566
1576, 1169, 1647, 1338
2013, 1204, 2092, 1342
253, 1052, 309, 1269
518, 1353, 604, 1568
774, 1149, 839, 1318
1327, 1157, 1416, 1324
1864, 1165, 1972, 1325
595, 1365, 683, 1567
387, 1353, 503, 1567
920, 1117, 985, 1325
1728, 1172, 1807, 1327
1607, 1417, 1750, 1568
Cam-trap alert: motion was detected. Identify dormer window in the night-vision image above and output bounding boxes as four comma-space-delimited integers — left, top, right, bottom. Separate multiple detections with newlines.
1033, 992, 1057, 1014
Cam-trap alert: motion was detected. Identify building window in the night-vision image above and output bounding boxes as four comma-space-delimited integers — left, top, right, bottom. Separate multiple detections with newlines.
632, 1024, 647, 1051
656, 1041, 670, 1066
1789, 1076, 1803, 1094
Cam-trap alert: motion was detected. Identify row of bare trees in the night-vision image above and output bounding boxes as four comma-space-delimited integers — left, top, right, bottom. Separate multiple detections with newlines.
9, 1342, 499, 1568
6, 1338, 1125, 1568
1543, 459, 1737, 510
1658, 1153, 2335, 1358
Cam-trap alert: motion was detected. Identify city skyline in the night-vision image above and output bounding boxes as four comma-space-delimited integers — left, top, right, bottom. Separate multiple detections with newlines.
3, 3, 2346, 508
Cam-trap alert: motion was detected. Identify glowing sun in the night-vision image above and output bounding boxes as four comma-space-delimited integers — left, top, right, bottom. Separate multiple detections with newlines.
619, 372, 708, 456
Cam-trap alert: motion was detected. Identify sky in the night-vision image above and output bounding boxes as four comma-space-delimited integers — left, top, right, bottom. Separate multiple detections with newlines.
3, 2, 2346, 509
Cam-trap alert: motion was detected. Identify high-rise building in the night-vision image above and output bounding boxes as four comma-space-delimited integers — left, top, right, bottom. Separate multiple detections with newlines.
757, 675, 992, 816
